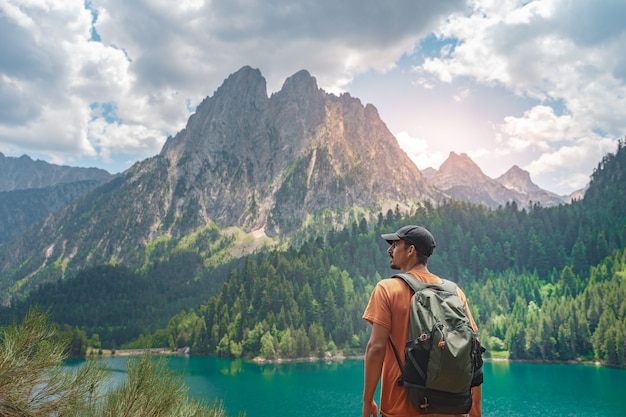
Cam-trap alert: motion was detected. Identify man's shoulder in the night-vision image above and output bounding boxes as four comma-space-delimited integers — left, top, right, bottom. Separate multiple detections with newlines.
379, 275, 405, 289
406, 270, 443, 284
375, 276, 414, 298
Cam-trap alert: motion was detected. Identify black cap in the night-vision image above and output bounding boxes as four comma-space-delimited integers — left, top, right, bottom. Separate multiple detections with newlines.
381, 225, 436, 257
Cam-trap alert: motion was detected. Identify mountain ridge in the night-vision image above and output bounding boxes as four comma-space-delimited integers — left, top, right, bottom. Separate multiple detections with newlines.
0, 66, 439, 300
0, 152, 111, 192
159, 66, 440, 236
430, 152, 530, 208
0, 154, 113, 245
0, 180, 109, 245
426, 152, 570, 208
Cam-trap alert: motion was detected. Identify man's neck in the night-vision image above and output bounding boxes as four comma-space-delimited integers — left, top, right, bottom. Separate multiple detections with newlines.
404, 263, 428, 273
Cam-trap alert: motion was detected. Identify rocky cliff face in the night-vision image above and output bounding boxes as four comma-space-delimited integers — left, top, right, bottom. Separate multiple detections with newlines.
159, 66, 439, 236
0, 66, 440, 298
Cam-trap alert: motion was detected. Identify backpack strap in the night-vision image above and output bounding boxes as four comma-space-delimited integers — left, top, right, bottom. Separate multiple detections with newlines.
392, 273, 458, 295
388, 336, 404, 381
388, 335, 428, 385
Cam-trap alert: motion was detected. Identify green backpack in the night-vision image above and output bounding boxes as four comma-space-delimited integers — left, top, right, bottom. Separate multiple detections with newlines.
389, 273, 485, 414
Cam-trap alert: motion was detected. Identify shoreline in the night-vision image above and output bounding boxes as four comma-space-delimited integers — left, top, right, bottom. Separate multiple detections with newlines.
250, 352, 363, 364
86, 347, 182, 357
485, 357, 605, 367
91, 349, 620, 369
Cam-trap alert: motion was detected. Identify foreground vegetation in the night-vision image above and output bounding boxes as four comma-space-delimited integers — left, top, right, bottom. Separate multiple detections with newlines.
0, 309, 241, 417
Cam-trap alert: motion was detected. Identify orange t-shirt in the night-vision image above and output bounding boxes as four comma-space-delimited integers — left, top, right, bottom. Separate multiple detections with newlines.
362, 270, 478, 417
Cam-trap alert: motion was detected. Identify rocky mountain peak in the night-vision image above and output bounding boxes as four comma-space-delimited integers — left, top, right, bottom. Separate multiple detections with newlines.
435, 152, 485, 186
421, 167, 437, 180
215, 65, 266, 100
496, 165, 542, 194
429, 152, 523, 208
193, 66, 267, 120
162, 66, 269, 168
278, 69, 320, 98
439, 152, 485, 179
426, 153, 567, 208
159, 66, 439, 235
496, 164, 566, 206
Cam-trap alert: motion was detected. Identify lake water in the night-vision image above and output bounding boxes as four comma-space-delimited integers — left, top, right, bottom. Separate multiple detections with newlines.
69, 356, 626, 417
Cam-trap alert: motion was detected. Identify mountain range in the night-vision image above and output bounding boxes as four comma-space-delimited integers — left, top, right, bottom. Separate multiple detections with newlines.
426, 151, 572, 208
0, 66, 584, 303
0, 153, 111, 192
0, 153, 112, 244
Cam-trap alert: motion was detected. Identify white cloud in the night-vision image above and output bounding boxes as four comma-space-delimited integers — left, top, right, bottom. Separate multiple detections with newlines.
0, 0, 466, 171
0, 0, 624, 196
414, 0, 626, 193
453, 88, 471, 103
395, 131, 446, 170
501, 105, 574, 151
524, 136, 617, 192
88, 118, 164, 162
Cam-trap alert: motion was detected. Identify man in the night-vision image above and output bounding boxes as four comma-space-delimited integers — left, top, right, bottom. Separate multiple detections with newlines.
362, 225, 482, 417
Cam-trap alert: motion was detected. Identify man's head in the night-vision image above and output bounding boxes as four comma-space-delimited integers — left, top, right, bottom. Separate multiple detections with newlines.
381, 225, 436, 269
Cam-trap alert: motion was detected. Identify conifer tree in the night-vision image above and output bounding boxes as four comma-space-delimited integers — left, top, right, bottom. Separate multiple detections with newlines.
0, 308, 108, 416
0, 308, 240, 417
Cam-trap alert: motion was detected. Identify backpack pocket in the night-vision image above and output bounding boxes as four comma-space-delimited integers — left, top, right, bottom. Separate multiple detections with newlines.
471, 335, 486, 387
425, 322, 474, 393
403, 335, 431, 386
403, 382, 472, 414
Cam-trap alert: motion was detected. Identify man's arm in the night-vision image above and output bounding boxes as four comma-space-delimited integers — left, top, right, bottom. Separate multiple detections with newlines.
362, 322, 390, 417
469, 385, 482, 417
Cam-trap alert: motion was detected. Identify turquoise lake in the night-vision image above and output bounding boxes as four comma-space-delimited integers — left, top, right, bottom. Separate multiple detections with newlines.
70, 356, 626, 416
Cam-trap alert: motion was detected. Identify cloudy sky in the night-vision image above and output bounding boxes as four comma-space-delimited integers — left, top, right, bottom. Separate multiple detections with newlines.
1, 0, 624, 195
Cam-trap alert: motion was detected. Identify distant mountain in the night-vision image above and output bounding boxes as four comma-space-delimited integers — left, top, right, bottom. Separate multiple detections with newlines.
0, 153, 111, 191
429, 152, 525, 208
421, 167, 437, 180
495, 165, 543, 194
0, 154, 113, 245
496, 165, 566, 207
0, 66, 441, 301
427, 152, 567, 208
0, 180, 108, 245
567, 187, 586, 203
